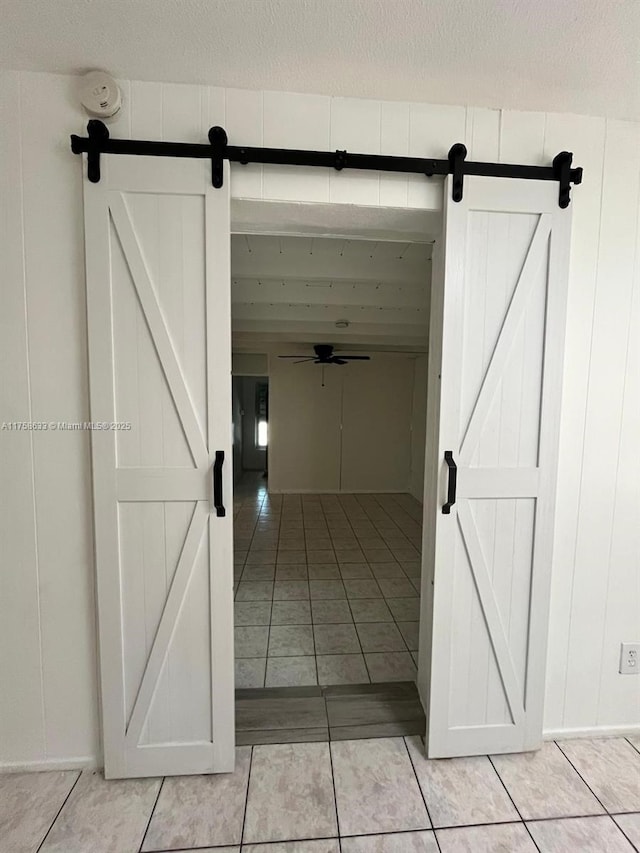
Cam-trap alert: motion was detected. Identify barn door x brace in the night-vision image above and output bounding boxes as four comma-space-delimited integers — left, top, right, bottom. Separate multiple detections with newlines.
71, 119, 583, 208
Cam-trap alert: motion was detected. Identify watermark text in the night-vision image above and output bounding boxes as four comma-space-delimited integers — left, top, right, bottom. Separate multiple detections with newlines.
2, 421, 132, 431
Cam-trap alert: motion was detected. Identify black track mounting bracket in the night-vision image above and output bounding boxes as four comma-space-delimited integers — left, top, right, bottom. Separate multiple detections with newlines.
553, 151, 582, 209
334, 149, 347, 171
448, 143, 468, 203
86, 119, 109, 183
208, 126, 228, 188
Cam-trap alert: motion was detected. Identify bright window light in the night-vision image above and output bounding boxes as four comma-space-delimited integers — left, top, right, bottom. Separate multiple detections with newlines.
257, 420, 268, 448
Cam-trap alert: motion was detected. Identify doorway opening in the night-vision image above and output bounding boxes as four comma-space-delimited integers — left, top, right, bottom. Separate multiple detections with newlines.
232, 374, 269, 493
230, 203, 437, 741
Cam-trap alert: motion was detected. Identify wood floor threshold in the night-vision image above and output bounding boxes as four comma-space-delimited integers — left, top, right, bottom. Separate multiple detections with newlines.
235, 681, 426, 745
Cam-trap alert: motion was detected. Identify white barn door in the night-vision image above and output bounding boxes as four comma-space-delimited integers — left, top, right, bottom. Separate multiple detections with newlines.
426, 176, 571, 757
83, 155, 234, 778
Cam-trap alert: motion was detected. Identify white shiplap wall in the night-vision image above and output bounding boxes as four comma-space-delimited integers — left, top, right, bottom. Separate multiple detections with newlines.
0, 70, 638, 769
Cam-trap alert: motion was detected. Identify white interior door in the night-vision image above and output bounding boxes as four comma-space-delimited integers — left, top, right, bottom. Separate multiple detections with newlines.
425, 176, 571, 757
83, 155, 234, 779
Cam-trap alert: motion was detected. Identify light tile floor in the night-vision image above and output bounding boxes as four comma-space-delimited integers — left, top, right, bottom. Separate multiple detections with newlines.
233, 476, 423, 688
3, 736, 639, 852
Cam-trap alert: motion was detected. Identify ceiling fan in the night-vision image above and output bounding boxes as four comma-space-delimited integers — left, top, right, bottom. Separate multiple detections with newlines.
278, 344, 371, 365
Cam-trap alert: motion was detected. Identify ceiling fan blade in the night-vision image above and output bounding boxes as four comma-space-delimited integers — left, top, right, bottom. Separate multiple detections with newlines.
331, 357, 348, 365
278, 355, 314, 359
293, 358, 316, 364
336, 355, 371, 360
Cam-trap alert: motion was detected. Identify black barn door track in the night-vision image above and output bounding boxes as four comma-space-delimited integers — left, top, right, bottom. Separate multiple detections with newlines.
71, 120, 583, 208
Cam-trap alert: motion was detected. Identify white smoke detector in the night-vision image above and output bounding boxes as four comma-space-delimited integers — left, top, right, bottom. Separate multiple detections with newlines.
79, 70, 122, 119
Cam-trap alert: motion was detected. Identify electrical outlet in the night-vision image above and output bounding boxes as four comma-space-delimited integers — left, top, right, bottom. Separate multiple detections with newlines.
619, 643, 640, 675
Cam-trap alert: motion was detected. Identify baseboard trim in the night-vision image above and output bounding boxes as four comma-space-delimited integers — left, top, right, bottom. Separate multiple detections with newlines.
544, 724, 640, 741
0, 755, 98, 774
3, 727, 636, 774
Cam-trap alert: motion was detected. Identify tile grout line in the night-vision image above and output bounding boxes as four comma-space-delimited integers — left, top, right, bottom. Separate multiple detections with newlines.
339, 494, 377, 684
626, 736, 640, 757
338, 825, 442, 840
508, 812, 640, 826
487, 754, 541, 852
241, 833, 341, 850
354, 493, 421, 670
341, 493, 406, 683
137, 776, 165, 853
611, 813, 640, 851
270, 493, 309, 686
316, 498, 344, 684
238, 743, 254, 847
554, 740, 610, 815
264, 486, 285, 686
321, 494, 362, 682
412, 815, 631, 831
274, 496, 310, 683
352, 611, 373, 684
145, 843, 242, 852
234, 485, 262, 589
306, 497, 325, 686
235, 480, 272, 687
35, 769, 83, 853
155, 814, 640, 853
327, 738, 343, 852
402, 736, 442, 852
327, 495, 373, 686
307, 518, 331, 689
239, 486, 266, 680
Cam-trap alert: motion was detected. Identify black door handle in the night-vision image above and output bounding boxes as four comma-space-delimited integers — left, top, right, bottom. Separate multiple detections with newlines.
213, 451, 226, 517
442, 451, 457, 514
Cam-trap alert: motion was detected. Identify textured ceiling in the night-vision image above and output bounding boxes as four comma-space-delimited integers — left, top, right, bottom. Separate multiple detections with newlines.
1, 0, 638, 120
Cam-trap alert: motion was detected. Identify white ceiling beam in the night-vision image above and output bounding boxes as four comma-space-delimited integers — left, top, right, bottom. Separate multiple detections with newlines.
232, 302, 428, 326
231, 239, 431, 283
232, 233, 433, 259
231, 278, 428, 308
231, 255, 431, 283
232, 331, 429, 350
232, 317, 428, 338
232, 339, 427, 354
231, 201, 441, 240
